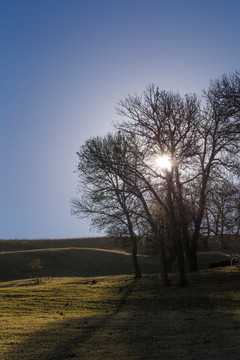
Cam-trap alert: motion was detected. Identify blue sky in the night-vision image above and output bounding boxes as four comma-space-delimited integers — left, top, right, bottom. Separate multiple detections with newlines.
0, 0, 239, 239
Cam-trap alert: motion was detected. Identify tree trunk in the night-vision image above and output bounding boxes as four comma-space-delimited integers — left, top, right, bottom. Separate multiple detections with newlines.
189, 216, 202, 271
132, 238, 142, 279
158, 242, 170, 286
177, 246, 188, 286
161, 254, 171, 286
166, 251, 177, 272
166, 170, 188, 286
173, 232, 188, 286
132, 252, 142, 278
220, 233, 224, 252
187, 171, 210, 272
188, 245, 198, 272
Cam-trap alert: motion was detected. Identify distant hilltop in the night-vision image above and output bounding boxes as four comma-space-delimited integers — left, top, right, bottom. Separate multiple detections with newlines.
0, 237, 115, 252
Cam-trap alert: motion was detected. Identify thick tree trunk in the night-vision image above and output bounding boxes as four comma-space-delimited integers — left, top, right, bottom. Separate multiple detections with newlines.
132, 237, 142, 279
177, 245, 188, 286
166, 251, 177, 272
173, 232, 188, 286
188, 244, 198, 272
124, 208, 142, 279
160, 253, 171, 286
132, 252, 142, 278
174, 167, 190, 285
220, 234, 224, 252
166, 170, 188, 286
188, 214, 203, 271
186, 170, 210, 272
158, 242, 170, 286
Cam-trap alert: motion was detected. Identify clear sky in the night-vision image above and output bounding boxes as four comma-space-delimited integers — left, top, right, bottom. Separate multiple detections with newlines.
0, 0, 239, 239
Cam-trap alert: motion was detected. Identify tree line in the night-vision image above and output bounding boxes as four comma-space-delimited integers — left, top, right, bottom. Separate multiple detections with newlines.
71, 71, 240, 286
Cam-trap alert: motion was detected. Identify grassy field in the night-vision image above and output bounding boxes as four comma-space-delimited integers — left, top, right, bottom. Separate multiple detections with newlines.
0, 238, 239, 359
0, 267, 240, 359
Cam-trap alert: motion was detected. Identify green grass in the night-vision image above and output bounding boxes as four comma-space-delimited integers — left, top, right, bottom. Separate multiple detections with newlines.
1, 267, 240, 359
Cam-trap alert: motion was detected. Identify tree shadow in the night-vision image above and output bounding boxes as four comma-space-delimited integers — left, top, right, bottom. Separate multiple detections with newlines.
2, 279, 138, 360
2, 276, 240, 360
45, 279, 138, 360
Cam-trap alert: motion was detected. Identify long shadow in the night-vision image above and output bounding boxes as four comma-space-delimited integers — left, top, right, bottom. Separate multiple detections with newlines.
2, 279, 138, 360
3, 272, 240, 360
46, 279, 138, 360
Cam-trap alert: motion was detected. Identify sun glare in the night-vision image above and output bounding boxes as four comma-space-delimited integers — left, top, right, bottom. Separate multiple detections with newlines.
155, 155, 171, 171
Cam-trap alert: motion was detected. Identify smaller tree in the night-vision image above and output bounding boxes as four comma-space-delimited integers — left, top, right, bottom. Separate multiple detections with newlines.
71, 134, 143, 278
203, 178, 240, 250
207, 70, 240, 117
28, 258, 43, 284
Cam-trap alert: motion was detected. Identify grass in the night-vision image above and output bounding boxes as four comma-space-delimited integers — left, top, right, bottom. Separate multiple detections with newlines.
1, 237, 240, 358
0, 267, 240, 359
0, 243, 237, 283
0, 247, 160, 282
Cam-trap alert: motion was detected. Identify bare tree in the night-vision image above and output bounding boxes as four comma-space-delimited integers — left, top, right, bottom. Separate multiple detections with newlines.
71, 134, 144, 278
72, 70, 239, 285
72, 132, 173, 285
187, 71, 240, 269
115, 77, 240, 273
115, 87, 201, 283
207, 70, 240, 118
202, 178, 240, 250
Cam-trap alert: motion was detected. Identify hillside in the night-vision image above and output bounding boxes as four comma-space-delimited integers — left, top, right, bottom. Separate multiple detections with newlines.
0, 247, 160, 282
0, 237, 115, 252
1, 235, 239, 254
0, 237, 239, 283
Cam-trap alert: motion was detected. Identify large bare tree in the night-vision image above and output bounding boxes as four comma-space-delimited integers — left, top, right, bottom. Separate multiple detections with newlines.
115, 76, 239, 272
72, 70, 239, 286
115, 87, 201, 280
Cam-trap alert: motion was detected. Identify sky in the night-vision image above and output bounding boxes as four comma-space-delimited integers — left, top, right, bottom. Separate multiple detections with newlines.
0, 0, 239, 240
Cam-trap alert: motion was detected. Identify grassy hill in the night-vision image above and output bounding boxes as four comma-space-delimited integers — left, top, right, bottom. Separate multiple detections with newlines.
0, 237, 115, 252
0, 236, 239, 282
0, 247, 160, 282
2, 234, 239, 253
0, 268, 240, 359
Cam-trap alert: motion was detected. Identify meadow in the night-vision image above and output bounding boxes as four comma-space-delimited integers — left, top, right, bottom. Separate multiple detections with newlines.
0, 238, 240, 359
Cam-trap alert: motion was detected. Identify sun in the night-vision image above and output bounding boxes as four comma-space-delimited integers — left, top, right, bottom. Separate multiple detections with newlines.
155, 155, 171, 171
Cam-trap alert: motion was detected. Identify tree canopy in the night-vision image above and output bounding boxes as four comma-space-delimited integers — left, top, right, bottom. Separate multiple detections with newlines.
72, 71, 240, 286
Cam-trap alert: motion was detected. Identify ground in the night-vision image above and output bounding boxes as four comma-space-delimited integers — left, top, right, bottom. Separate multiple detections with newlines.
0, 268, 240, 359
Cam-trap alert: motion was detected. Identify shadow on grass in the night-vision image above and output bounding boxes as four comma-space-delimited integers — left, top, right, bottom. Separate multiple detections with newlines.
46, 279, 138, 360
3, 272, 240, 360
3, 279, 139, 360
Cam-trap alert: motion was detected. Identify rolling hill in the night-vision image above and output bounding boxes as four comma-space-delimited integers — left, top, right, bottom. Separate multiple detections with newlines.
0, 247, 160, 282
